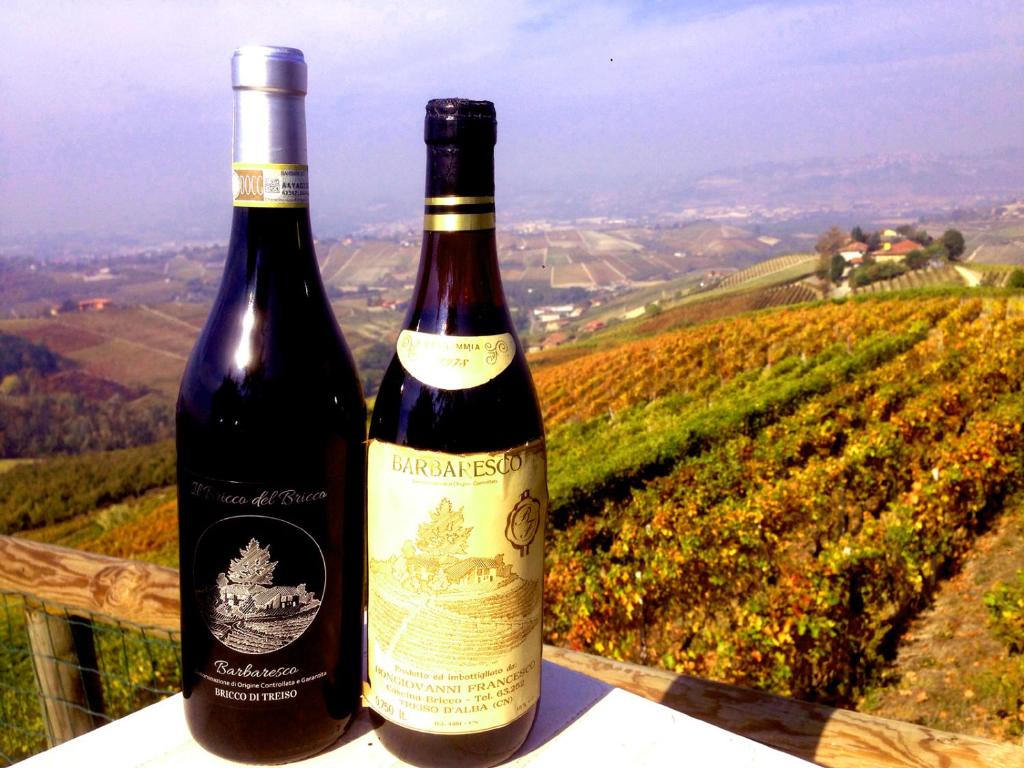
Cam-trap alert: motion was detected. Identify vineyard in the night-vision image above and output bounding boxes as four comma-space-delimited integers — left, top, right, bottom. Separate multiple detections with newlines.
852, 265, 964, 295
749, 282, 822, 310
537, 293, 1024, 705
717, 253, 817, 289
0, 441, 175, 535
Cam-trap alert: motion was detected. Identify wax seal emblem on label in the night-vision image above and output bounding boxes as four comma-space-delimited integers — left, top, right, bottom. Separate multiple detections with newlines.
505, 490, 541, 557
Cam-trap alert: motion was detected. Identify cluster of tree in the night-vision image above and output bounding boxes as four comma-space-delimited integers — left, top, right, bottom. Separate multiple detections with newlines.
848, 261, 908, 288
0, 392, 174, 457
0, 333, 63, 378
0, 332, 174, 457
0, 440, 175, 534
816, 224, 965, 287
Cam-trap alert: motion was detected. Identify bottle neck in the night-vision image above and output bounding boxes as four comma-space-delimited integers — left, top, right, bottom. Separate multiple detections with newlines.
407, 142, 508, 335
231, 84, 310, 215
224, 86, 315, 292
233, 88, 307, 165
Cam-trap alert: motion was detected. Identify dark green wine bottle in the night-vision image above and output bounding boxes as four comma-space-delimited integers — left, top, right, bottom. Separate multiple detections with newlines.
366, 99, 547, 767
176, 46, 365, 763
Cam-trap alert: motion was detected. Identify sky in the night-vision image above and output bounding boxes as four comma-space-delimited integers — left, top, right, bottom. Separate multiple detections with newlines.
0, 0, 1021, 244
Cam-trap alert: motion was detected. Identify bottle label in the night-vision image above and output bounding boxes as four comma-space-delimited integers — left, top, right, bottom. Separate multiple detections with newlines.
396, 330, 516, 390
183, 473, 332, 704
232, 163, 309, 208
365, 439, 547, 735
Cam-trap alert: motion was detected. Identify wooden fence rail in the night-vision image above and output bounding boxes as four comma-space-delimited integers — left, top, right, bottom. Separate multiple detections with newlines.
0, 534, 1021, 767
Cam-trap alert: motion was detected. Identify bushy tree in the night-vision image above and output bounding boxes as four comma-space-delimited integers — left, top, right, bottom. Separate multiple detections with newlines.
228, 539, 278, 586
829, 252, 846, 283
850, 226, 866, 244
816, 226, 846, 277
1008, 269, 1024, 289
904, 249, 929, 271
942, 229, 966, 261
849, 262, 908, 288
416, 498, 471, 556
816, 226, 846, 257
924, 241, 948, 261
895, 224, 932, 246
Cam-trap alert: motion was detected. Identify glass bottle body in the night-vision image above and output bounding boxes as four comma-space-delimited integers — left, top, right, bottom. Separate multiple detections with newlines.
177, 206, 365, 763
368, 227, 544, 767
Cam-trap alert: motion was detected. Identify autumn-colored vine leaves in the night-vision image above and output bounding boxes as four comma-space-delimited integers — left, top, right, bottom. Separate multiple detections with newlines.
539, 296, 1024, 701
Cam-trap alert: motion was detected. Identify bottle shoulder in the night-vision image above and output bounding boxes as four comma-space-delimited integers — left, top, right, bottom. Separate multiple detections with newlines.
370, 353, 542, 453
177, 299, 366, 468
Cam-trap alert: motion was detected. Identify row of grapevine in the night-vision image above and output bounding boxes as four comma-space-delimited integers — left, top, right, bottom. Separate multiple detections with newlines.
751, 282, 822, 309
536, 296, 955, 428
852, 265, 962, 295
543, 296, 1024, 702
539, 297, 959, 522
718, 254, 817, 289
0, 441, 175, 534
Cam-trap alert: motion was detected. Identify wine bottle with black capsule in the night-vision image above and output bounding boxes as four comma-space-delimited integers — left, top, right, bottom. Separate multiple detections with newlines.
176, 46, 365, 763
366, 98, 547, 767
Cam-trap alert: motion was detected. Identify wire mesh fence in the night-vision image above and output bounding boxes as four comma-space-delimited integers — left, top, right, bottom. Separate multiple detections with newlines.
0, 591, 180, 765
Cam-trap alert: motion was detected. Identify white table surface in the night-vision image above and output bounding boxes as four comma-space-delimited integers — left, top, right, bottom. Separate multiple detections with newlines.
23, 661, 815, 766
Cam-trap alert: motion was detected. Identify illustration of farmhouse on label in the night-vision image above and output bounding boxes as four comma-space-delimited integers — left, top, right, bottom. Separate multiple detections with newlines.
202, 538, 321, 654
370, 497, 541, 667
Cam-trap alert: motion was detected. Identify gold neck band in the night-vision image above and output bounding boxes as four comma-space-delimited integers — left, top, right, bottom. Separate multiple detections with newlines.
423, 212, 496, 232
424, 195, 495, 206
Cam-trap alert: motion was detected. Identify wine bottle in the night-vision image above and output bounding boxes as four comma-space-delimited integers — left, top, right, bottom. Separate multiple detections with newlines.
366, 99, 547, 767
176, 46, 365, 763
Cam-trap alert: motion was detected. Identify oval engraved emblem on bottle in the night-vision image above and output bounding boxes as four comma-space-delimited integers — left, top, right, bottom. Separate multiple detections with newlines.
194, 515, 326, 655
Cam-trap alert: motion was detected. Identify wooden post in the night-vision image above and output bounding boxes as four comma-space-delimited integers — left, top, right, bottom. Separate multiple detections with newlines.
23, 602, 104, 746
0, 537, 181, 632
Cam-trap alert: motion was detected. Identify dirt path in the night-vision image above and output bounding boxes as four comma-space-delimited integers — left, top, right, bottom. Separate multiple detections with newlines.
54, 319, 188, 361
139, 304, 203, 332
954, 265, 982, 287
857, 497, 1024, 742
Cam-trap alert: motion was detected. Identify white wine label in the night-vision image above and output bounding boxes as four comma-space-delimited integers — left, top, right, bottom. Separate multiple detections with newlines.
366, 439, 547, 735
396, 330, 516, 390
232, 163, 309, 208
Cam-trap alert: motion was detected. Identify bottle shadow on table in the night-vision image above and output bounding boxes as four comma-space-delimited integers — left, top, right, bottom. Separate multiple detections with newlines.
319, 660, 611, 763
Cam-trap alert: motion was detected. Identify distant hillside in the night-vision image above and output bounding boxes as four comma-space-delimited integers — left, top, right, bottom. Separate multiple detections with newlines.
679, 148, 1024, 209
0, 331, 171, 457
0, 306, 199, 398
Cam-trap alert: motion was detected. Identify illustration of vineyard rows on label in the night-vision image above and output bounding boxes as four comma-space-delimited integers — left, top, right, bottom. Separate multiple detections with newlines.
200, 538, 321, 654
371, 497, 540, 667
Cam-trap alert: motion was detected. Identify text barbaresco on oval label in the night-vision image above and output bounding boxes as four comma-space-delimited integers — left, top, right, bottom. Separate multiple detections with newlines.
396, 330, 515, 390
365, 438, 547, 735
232, 163, 309, 208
